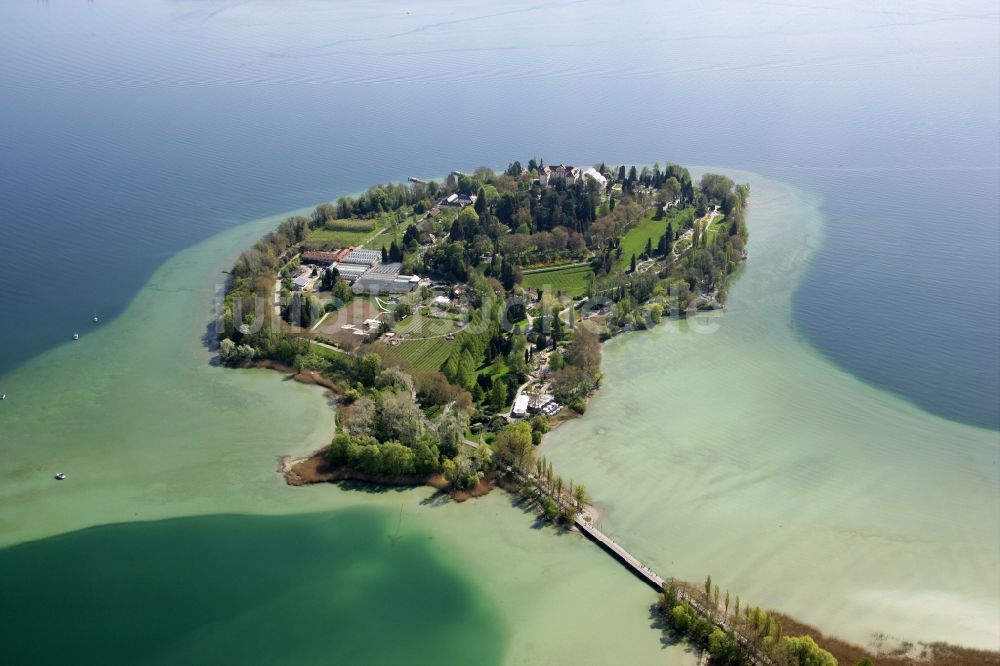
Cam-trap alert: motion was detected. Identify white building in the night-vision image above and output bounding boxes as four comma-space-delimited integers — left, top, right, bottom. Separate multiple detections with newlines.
538, 164, 583, 187
583, 167, 608, 188
512, 393, 530, 418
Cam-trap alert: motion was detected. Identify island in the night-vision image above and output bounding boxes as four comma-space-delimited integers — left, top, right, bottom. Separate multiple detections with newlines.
214, 161, 992, 666
219, 160, 747, 500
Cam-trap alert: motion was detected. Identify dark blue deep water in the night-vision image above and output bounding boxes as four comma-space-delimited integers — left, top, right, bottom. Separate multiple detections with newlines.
1, 0, 998, 427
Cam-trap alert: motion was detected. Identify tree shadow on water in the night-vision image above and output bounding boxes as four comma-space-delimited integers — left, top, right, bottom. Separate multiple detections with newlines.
336, 479, 412, 495
418, 490, 453, 508
649, 603, 699, 655
202, 322, 221, 366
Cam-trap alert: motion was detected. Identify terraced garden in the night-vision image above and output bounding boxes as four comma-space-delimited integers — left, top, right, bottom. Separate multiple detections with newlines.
382, 337, 456, 372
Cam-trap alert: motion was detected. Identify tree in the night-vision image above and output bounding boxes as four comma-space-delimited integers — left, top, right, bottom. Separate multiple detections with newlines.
566, 325, 601, 374
663, 177, 681, 203
374, 390, 423, 445
707, 629, 738, 664
474, 186, 488, 216
630, 253, 637, 273
457, 349, 478, 390
376, 366, 414, 394
412, 435, 441, 473
783, 636, 837, 666
572, 483, 588, 507
508, 336, 528, 379
436, 410, 467, 458
644, 237, 652, 258
551, 308, 564, 342
457, 206, 479, 231
344, 397, 375, 437
312, 202, 336, 227
358, 353, 382, 387
381, 246, 389, 262
380, 441, 416, 475
494, 421, 533, 470
660, 581, 679, 609
490, 379, 509, 410
704, 575, 712, 600
389, 240, 403, 263
443, 454, 480, 490
551, 365, 597, 405
332, 276, 352, 304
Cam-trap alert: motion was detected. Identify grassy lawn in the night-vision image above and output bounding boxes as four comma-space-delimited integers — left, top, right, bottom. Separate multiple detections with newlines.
704, 213, 727, 246
521, 264, 593, 297
616, 207, 695, 270
384, 337, 456, 373
478, 357, 510, 382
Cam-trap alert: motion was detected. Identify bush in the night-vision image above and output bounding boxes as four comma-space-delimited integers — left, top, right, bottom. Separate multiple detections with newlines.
443, 456, 481, 490
708, 628, 738, 664
540, 496, 559, 522
530, 414, 550, 434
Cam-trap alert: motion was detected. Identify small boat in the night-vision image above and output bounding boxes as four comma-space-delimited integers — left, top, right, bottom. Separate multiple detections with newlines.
54, 473, 66, 481
92, 311, 99, 323
1, 394, 6, 400
72, 333, 80, 340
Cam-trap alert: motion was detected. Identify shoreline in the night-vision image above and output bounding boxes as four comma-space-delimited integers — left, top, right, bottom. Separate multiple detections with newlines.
279, 447, 494, 503
219, 168, 996, 658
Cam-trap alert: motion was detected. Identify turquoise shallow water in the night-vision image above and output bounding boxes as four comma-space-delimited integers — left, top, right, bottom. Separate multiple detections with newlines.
544, 171, 1000, 650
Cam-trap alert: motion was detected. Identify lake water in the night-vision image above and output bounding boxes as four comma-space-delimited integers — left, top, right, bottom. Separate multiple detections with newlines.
1, 0, 998, 661
544, 171, 1000, 649
0, 215, 696, 665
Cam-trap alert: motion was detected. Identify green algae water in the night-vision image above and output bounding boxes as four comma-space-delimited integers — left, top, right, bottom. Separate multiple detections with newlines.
0, 511, 503, 666
0, 211, 696, 665
543, 171, 1000, 650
